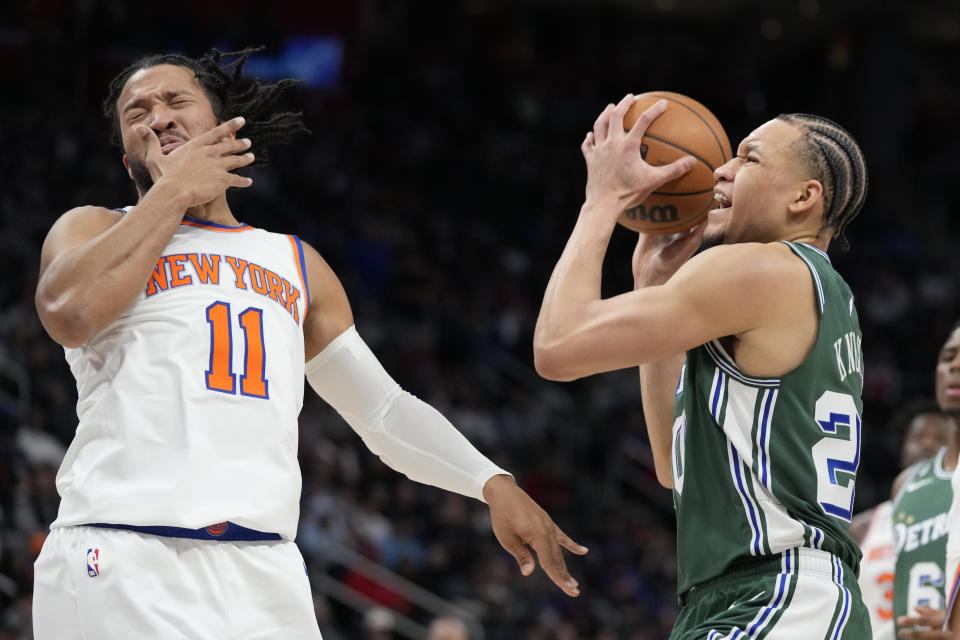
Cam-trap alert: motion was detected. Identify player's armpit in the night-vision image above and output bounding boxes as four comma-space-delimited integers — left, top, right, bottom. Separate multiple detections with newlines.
299, 240, 354, 360
639, 354, 685, 488
534, 242, 811, 381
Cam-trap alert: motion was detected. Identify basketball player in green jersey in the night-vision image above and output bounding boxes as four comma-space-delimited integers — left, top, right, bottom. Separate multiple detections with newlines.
892, 322, 960, 640
534, 95, 869, 637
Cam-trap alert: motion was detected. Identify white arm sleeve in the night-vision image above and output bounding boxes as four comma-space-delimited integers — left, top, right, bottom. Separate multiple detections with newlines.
305, 325, 511, 502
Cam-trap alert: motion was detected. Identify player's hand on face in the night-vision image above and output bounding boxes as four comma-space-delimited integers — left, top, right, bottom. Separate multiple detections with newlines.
137, 117, 255, 207
482, 475, 588, 597
581, 94, 696, 216
896, 606, 951, 639
631, 221, 705, 289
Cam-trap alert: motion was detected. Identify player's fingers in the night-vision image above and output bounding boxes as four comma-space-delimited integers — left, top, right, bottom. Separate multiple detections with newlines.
655, 155, 697, 183
501, 538, 536, 576
227, 173, 254, 189
581, 131, 594, 157
912, 605, 944, 619
609, 93, 634, 137
223, 152, 256, 171
198, 116, 246, 145
626, 98, 668, 141
215, 136, 253, 157
593, 103, 615, 142
555, 527, 588, 556
530, 533, 580, 597
137, 125, 162, 167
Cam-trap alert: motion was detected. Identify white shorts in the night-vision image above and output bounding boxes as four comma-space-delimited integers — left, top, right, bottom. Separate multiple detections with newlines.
33, 525, 323, 640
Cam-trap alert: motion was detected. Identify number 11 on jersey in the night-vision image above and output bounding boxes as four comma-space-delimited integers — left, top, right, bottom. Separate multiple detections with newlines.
205, 301, 269, 399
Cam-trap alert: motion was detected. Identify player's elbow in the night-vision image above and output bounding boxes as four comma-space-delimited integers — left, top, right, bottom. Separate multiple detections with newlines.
533, 338, 580, 382
655, 467, 674, 489
35, 289, 97, 348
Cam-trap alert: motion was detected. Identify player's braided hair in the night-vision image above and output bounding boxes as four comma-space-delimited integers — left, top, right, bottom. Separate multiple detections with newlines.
776, 114, 868, 250
102, 46, 309, 165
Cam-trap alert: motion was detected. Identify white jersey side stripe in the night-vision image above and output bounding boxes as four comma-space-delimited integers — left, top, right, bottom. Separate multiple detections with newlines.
705, 341, 780, 388
744, 548, 795, 637
729, 441, 764, 556
710, 368, 725, 423
755, 388, 778, 491
828, 555, 852, 640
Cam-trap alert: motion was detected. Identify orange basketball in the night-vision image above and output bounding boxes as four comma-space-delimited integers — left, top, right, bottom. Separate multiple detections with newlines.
618, 91, 732, 234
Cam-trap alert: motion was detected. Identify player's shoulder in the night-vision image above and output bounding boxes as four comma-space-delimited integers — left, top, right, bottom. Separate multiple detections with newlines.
44, 205, 123, 243
892, 460, 929, 501
53, 205, 123, 231
689, 241, 808, 287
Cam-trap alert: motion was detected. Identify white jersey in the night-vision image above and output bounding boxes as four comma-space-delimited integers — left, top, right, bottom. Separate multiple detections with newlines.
857, 500, 895, 640
52, 212, 310, 540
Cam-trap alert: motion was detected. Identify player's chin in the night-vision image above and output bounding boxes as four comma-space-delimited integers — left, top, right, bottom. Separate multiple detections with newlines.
700, 216, 727, 250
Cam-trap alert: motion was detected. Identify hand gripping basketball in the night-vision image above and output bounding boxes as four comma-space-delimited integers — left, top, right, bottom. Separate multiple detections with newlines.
582, 94, 697, 228
618, 91, 733, 235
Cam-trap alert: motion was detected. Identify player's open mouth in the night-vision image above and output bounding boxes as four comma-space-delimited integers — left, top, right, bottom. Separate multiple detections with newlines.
710, 191, 732, 213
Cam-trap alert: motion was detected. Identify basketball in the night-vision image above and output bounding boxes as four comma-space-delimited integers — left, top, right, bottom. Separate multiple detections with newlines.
618, 91, 732, 235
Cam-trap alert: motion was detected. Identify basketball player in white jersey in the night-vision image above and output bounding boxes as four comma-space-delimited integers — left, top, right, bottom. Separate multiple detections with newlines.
32, 48, 586, 638
849, 404, 951, 640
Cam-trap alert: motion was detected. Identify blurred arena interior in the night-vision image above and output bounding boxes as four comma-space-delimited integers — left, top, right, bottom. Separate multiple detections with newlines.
1, 0, 958, 637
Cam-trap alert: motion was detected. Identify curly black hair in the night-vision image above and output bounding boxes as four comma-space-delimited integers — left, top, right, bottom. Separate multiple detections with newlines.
102, 47, 309, 165
776, 114, 868, 250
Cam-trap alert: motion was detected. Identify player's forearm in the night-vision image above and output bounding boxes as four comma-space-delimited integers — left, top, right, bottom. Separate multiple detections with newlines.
534, 201, 618, 380
36, 180, 191, 347
344, 391, 509, 501
639, 354, 685, 488
306, 326, 510, 501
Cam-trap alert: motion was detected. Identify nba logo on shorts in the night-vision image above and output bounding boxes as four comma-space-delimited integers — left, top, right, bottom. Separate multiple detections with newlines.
86, 548, 100, 577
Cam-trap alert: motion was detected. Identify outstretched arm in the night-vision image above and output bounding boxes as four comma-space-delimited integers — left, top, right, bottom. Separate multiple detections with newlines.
300, 242, 587, 596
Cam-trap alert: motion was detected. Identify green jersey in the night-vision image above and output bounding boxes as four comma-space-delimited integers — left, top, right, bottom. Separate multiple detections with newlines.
672, 242, 864, 595
892, 448, 953, 635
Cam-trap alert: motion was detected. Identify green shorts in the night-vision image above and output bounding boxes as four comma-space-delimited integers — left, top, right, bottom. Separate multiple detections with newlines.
671, 548, 871, 639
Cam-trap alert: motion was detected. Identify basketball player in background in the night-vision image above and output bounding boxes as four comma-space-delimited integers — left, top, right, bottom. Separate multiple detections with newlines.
32, 49, 586, 638
945, 322, 960, 639
534, 95, 869, 637
850, 402, 952, 640
893, 320, 960, 640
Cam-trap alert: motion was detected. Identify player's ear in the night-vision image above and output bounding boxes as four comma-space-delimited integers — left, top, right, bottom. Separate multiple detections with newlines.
122, 154, 134, 180
788, 179, 823, 216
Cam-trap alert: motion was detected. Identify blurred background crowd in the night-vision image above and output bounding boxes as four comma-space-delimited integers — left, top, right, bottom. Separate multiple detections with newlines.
1, 0, 958, 638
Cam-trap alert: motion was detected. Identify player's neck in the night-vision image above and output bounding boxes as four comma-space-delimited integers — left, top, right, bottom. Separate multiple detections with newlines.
184, 194, 241, 227
782, 232, 830, 253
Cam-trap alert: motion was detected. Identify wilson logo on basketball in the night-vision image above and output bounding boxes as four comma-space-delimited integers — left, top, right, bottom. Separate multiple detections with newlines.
206, 522, 229, 537
623, 203, 679, 224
